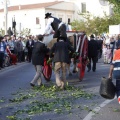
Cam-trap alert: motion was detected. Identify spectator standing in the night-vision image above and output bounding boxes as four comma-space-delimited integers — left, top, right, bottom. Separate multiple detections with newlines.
87, 34, 99, 72
106, 45, 112, 64
16, 36, 23, 62
0, 36, 6, 69
102, 44, 107, 64
26, 35, 34, 62
96, 36, 103, 59
11, 35, 17, 54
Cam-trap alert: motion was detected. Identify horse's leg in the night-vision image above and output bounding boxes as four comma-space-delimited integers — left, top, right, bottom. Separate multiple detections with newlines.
67, 63, 72, 76
72, 58, 78, 73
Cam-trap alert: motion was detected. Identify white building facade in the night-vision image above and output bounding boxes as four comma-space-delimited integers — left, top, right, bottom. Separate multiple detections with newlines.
0, 0, 112, 35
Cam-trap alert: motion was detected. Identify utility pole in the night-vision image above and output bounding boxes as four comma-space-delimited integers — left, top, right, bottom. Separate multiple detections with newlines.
4, 0, 8, 35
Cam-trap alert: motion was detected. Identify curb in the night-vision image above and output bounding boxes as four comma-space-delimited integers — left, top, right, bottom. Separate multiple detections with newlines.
0, 62, 29, 73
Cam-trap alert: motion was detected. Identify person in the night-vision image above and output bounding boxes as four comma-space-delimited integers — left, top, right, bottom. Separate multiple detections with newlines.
106, 45, 112, 64
67, 22, 72, 31
102, 44, 107, 64
16, 36, 24, 62
49, 36, 75, 89
108, 41, 120, 104
96, 36, 103, 59
0, 36, 6, 69
26, 35, 34, 62
87, 34, 99, 72
44, 12, 67, 38
6, 45, 17, 65
30, 35, 49, 87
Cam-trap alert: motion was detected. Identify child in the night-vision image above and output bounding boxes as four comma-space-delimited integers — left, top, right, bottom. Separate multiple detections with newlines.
102, 44, 107, 64
106, 45, 112, 64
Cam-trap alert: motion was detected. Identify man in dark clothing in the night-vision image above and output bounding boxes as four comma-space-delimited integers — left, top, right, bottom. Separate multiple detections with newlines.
49, 36, 74, 89
96, 37, 103, 59
87, 34, 99, 72
44, 13, 67, 38
30, 35, 49, 87
26, 35, 34, 62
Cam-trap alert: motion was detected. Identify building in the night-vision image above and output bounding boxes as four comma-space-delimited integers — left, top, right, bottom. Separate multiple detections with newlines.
0, 0, 112, 35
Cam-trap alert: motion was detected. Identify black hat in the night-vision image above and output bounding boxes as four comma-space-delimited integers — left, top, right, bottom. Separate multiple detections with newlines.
45, 13, 52, 19
90, 34, 95, 38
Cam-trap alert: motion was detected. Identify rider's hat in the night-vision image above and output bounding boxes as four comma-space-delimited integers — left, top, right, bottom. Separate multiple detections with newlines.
45, 13, 52, 19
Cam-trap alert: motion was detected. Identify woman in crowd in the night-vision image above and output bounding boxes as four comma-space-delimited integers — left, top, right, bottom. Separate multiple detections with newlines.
6, 45, 17, 65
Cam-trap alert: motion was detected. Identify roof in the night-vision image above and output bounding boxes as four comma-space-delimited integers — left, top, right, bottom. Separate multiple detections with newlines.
0, 1, 63, 12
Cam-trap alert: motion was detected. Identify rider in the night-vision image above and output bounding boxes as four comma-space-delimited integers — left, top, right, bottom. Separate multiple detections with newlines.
44, 12, 67, 38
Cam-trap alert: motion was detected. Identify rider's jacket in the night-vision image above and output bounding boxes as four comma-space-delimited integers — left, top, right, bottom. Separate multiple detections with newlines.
50, 16, 61, 31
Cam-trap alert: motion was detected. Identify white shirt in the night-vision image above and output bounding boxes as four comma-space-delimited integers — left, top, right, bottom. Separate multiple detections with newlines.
44, 18, 54, 34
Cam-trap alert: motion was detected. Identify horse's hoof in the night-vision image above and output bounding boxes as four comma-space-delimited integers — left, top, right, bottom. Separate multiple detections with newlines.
73, 70, 77, 73
69, 73, 72, 76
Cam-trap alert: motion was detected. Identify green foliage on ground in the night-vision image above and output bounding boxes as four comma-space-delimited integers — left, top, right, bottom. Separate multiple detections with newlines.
6, 84, 94, 120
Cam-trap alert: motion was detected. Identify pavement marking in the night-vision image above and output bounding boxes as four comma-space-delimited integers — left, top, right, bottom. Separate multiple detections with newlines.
83, 97, 117, 120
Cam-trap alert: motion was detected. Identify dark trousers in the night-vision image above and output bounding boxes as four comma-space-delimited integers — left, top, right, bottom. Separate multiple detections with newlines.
0, 53, 4, 68
17, 51, 22, 62
28, 50, 32, 62
53, 24, 67, 38
21, 51, 25, 62
116, 80, 120, 97
87, 56, 97, 71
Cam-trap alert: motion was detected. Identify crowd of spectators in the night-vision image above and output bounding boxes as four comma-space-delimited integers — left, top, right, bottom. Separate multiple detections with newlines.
0, 34, 36, 70
93, 34, 120, 64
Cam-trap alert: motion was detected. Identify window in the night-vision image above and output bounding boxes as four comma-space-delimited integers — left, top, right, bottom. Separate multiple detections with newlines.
99, 0, 108, 6
110, 7, 114, 15
59, 18, 62, 21
68, 18, 70, 24
81, 3, 86, 13
36, 17, 39, 25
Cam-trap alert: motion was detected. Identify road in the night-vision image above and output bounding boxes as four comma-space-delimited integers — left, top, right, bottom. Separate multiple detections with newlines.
0, 59, 120, 120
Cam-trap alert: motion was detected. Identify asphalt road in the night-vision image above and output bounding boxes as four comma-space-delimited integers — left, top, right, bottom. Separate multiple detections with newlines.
0, 59, 120, 120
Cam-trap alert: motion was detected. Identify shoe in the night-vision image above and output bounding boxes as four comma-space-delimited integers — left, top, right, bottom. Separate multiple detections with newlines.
30, 83, 35, 87
87, 69, 91, 72
38, 83, 43, 87
118, 96, 120, 104
93, 70, 96, 72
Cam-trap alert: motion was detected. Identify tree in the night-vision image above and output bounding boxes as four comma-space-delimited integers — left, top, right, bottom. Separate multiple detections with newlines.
106, 0, 120, 14
71, 12, 120, 36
